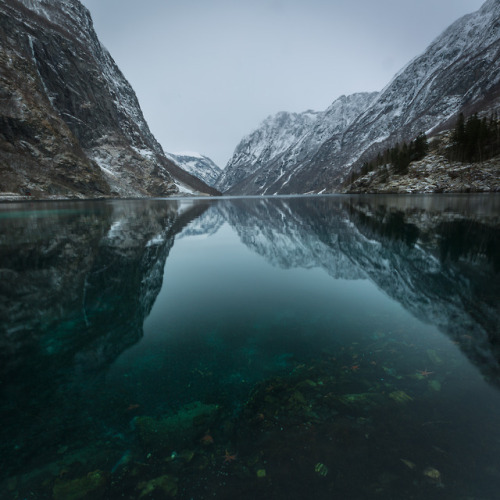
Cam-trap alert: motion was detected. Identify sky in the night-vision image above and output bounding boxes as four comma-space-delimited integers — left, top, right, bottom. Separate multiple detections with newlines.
80, 0, 485, 168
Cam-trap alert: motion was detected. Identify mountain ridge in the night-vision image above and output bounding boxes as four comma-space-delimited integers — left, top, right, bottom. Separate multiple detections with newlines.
220, 0, 500, 195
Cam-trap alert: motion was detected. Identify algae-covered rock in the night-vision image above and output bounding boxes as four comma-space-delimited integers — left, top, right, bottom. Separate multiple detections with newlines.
53, 470, 106, 500
338, 392, 381, 408
135, 401, 219, 451
137, 474, 178, 498
339, 393, 371, 405
256, 469, 267, 478
423, 466, 441, 482
288, 390, 306, 405
389, 390, 413, 403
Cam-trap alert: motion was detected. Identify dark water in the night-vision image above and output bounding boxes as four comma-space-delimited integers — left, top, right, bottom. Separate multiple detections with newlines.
1, 194, 499, 499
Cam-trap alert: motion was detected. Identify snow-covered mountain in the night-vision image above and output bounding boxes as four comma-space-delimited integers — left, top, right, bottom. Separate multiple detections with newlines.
216, 110, 321, 193
221, 0, 500, 195
169, 152, 222, 189
0, 0, 219, 198
218, 93, 377, 195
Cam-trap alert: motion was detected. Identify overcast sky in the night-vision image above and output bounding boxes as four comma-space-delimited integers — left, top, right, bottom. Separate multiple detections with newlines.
80, 0, 485, 168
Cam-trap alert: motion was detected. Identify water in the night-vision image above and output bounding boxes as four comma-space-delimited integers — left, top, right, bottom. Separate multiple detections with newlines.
0, 194, 499, 499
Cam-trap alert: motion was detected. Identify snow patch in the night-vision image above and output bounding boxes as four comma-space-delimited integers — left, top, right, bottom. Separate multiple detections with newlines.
173, 151, 205, 159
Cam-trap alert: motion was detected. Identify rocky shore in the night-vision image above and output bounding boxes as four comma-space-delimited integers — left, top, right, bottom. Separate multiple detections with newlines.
345, 133, 500, 194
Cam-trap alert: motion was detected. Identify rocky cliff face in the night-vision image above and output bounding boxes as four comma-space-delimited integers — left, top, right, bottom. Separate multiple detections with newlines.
346, 131, 500, 194
221, 0, 500, 195
0, 0, 219, 199
216, 109, 322, 193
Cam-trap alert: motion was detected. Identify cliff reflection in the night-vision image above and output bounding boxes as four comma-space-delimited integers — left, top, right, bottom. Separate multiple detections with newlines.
1, 195, 498, 386
0, 199, 210, 472
216, 195, 500, 382
0, 200, 211, 376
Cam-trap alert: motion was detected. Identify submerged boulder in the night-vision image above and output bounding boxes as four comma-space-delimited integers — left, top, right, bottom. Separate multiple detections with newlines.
137, 474, 178, 498
52, 470, 106, 500
134, 401, 219, 451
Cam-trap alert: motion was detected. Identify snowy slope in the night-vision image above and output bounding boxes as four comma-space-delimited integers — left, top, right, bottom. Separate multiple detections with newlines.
322, 0, 500, 182
220, 93, 378, 195
216, 110, 321, 193
168, 152, 222, 188
221, 0, 500, 195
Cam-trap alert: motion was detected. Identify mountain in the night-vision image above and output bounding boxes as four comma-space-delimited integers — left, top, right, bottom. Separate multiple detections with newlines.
221, 0, 500, 195
0, 0, 219, 199
168, 152, 222, 189
215, 109, 322, 193
217, 94, 378, 194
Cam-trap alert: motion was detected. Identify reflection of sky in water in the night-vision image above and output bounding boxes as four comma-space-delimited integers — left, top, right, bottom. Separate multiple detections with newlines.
141, 220, 422, 342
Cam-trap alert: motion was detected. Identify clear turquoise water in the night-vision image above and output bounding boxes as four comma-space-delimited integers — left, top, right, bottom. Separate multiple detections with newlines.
0, 194, 499, 499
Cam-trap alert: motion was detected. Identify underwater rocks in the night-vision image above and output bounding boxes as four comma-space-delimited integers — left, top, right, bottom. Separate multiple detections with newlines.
137, 474, 178, 498
134, 401, 219, 452
52, 469, 106, 500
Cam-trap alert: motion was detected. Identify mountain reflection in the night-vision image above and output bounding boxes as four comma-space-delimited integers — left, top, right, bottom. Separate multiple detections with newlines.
1, 195, 499, 385
1, 194, 500, 489
214, 195, 500, 382
0, 199, 210, 378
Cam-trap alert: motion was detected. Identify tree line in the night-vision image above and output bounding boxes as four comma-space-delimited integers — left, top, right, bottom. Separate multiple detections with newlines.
448, 112, 500, 163
359, 132, 429, 177
347, 111, 500, 187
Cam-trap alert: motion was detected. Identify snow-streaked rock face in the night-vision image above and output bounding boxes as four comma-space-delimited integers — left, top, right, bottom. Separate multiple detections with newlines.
218, 94, 377, 194
169, 152, 222, 188
221, 0, 500, 195
0, 0, 218, 198
216, 110, 321, 193
318, 0, 500, 188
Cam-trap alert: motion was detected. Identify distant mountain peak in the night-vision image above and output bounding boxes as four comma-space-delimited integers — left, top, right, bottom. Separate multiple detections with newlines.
173, 151, 207, 160
168, 153, 222, 189
217, 92, 378, 194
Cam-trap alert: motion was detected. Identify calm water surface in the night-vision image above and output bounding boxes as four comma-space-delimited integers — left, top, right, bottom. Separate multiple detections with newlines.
0, 194, 499, 499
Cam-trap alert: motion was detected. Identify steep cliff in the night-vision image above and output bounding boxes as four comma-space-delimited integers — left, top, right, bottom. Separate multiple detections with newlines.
0, 0, 219, 199
216, 109, 322, 193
